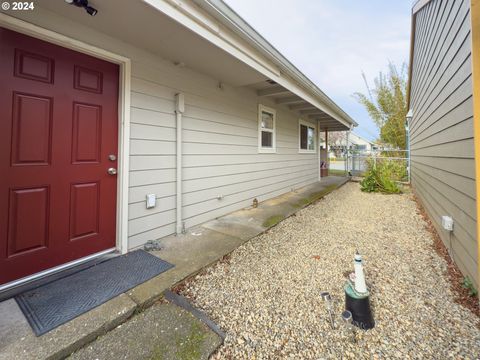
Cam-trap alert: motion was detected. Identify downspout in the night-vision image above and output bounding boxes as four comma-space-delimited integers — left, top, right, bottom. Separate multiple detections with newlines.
470, 0, 480, 292
175, 93, 185, 235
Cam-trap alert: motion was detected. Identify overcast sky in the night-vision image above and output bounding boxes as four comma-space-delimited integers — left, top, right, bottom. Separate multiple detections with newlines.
224, 0, 412, 141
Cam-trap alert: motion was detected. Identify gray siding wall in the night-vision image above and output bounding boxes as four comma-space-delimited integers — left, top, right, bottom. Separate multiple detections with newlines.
128, 71, 319, 248
12, 7, 319, 250
410, 0, 477, 285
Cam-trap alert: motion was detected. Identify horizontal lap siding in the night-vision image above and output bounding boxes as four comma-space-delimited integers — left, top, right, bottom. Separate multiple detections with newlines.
181, 102, 318, 228
128, 67, 318, 248
410, 0, 477, 285
15, 7, 320, 250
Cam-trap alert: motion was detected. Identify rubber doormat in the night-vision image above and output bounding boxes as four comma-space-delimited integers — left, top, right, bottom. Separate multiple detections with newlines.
15, 250, 174, 336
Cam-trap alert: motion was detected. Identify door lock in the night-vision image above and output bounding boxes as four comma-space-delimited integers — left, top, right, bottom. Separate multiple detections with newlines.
107, 168, 117, 175
108, 154, 117, 161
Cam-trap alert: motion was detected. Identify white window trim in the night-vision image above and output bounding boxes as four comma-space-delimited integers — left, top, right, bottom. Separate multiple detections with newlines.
298, 119, 317, 153
258, 104, 276, 153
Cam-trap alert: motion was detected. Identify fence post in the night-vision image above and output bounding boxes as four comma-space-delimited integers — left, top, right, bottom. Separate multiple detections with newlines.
405, 112, 412, 184
346, 130, 350, 174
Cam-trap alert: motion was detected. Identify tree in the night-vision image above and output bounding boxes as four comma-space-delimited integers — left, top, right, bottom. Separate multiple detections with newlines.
327, 131, 347, 157
354, 62, 408, 149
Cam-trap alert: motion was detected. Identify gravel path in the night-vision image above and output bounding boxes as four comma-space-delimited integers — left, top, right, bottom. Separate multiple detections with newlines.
180, 182, 480, 359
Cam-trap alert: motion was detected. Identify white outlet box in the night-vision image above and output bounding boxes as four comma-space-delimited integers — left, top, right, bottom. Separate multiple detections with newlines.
441, 216, 453, 231
146, 194, 156, 209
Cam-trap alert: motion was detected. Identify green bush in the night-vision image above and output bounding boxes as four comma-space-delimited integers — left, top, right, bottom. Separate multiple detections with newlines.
360, 158, 402, 194
462, 277, 478, 297
379, 157, 408, 182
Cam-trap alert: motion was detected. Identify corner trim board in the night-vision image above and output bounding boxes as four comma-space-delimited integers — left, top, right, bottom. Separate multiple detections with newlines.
470, 0, 480, 290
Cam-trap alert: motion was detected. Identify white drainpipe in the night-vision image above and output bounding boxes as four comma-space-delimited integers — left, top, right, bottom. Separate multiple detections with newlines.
175, 93, 185, 234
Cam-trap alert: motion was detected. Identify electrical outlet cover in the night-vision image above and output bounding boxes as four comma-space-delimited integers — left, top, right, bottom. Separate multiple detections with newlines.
441, 215, 453, 231
146, 194, 156, 209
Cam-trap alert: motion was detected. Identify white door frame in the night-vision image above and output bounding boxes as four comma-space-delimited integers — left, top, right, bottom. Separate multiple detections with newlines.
0, 14, 131, 258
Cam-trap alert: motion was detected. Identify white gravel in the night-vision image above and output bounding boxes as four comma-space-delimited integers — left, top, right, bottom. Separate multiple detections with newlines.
181, 182, 480, 359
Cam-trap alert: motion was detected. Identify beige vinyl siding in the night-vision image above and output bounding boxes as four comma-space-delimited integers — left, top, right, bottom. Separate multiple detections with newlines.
128, 71, 318, 248
12, 6, 320, 250
410, 0, 477, 285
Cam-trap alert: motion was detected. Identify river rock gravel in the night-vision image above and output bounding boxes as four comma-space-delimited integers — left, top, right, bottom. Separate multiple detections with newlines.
180, 182, 480, 359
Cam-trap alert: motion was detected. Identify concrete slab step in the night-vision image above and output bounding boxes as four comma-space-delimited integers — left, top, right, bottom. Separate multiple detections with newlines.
70, 302, 222, 360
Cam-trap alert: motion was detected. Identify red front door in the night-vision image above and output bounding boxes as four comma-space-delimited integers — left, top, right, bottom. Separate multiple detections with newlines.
0, 28, 119, 285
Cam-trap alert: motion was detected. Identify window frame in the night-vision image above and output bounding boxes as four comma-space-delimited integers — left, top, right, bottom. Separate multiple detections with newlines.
298, 119, 317, 153
258, 104, 276, 153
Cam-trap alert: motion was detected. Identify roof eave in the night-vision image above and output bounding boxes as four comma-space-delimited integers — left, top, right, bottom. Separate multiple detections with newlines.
191, 0, 357, 128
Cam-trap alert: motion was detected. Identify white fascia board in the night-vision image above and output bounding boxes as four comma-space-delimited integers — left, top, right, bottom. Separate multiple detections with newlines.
272, 76, 352, 128
142, 0, 281, 79
142, 0, 356, 128
193, 0, 357, 128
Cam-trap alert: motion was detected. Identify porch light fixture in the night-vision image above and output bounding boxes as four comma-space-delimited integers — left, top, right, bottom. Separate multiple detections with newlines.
65, 0, 98, 16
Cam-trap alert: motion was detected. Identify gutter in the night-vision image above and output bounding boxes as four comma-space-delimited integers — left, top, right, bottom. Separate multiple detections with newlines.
191, 0, 357, 128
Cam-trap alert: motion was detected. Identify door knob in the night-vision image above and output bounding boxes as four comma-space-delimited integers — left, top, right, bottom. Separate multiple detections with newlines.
107, 167, 117, 175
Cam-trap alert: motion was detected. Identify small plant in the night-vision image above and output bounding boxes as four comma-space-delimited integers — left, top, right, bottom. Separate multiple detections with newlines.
360, 158, 401, 194
462, 277, 478, 297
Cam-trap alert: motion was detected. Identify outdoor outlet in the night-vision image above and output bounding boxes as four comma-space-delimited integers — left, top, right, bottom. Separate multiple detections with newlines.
441, 215, 454, 231
146, 194, 156, 209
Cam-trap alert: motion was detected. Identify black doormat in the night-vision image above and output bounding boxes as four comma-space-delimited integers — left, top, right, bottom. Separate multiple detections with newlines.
15, 250, 174, 336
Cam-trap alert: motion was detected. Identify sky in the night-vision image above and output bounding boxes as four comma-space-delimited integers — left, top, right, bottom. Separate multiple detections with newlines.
224, 0, 412, 141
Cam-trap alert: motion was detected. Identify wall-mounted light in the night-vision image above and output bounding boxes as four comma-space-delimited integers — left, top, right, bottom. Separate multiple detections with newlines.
65, 0, 98, 16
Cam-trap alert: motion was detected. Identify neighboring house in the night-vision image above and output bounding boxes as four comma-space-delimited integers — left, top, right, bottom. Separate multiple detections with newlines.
348, 132, 374, 153
321, 131, 374, 157
0, 1, 356, 288
407, 0, 480, 288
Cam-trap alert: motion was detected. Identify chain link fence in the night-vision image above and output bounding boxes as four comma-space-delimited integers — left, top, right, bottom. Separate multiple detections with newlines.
328, 149, 410, 183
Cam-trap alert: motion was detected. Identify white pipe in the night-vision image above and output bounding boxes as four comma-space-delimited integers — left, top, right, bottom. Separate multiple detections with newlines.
175, 93, 185, 234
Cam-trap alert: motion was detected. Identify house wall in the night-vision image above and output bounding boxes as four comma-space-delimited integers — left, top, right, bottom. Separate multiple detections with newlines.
409, 0, 477, 286
6, 8, 319, 250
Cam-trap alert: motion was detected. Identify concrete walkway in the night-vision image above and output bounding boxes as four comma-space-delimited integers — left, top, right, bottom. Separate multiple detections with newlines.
0, 176, 348, 360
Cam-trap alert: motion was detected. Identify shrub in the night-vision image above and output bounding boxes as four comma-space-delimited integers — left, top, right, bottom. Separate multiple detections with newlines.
462, 277, 478, 297
360, 158, 402, 194
379, 156, 408, 182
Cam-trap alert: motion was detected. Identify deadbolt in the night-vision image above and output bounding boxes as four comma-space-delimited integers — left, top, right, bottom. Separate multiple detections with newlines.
108, 154, 117, 161
107, 167, 117, 175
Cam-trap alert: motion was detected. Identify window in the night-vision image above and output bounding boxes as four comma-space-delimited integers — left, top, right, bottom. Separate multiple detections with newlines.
258, 105, 276, 153
299, 119, 316, 153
